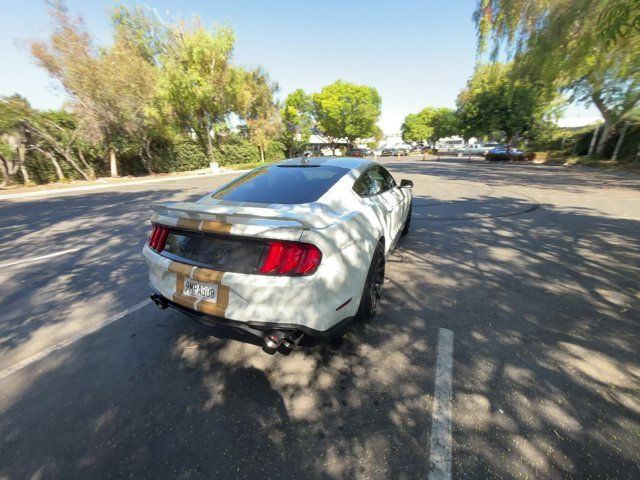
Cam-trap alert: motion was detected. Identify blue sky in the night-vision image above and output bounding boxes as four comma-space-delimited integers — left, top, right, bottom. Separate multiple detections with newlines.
0, 0, 598, 133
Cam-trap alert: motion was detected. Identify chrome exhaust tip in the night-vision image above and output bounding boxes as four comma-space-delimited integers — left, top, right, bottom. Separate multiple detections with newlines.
263, 330, 304, 355
263, 331, 284, 354
150, 294, 168, 310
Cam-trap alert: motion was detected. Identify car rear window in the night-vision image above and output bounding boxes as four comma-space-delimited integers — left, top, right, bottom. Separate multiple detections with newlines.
210, 164, 349, 204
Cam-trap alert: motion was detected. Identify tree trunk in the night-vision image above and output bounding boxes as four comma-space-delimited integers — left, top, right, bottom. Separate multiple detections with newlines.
44, 152, 64, 180
50, 155, 64, 181
77, 148, 95, 179
591, 92, 617, 156
205, 122, 214, 161
259, 146, 265, 163
17, 145, 30, 185
611, 122, 629, 161
587, 124, 600, 156
109, 149, 118, 177
596, 119, 613, 156
33, 146, 65, 181
20, 165, 31, 184
0, 159, 10, 188
141, 141, 154, 174
61, 149, 90, 180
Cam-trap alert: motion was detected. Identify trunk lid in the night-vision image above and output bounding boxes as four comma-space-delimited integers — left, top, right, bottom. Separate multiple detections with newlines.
148, 200, 332, 274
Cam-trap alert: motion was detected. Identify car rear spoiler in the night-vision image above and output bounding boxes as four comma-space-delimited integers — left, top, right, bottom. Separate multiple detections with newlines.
150, 201, 333, 231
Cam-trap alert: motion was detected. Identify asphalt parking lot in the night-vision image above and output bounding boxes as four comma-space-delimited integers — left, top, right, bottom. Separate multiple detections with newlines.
1, 156, 638, 479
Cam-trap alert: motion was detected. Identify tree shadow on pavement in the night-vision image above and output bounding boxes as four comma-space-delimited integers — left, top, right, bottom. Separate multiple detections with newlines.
0, 187, 203, 364
0, 173, 639, 478
387, 157, 640, 193
401, 198, 640, 477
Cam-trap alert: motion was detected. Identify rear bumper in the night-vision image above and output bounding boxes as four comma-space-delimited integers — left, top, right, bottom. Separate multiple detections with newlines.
150, 289, 353, 338
142, 244, 362, 335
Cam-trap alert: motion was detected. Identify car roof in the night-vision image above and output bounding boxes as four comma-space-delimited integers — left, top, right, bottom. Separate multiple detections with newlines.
277, 156, 373, 171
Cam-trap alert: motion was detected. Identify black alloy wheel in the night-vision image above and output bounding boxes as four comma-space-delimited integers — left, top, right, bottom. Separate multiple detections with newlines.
402, 202, 412, 235
358, 242, 385, 318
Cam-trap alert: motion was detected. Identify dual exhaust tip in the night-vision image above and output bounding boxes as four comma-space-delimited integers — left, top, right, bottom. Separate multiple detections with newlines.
151, 293, 303, 355
263, 330, 304, 355
150, 294, 168, 309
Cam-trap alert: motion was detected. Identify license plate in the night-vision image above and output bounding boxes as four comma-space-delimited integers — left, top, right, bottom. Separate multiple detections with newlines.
183, 278, 218, 302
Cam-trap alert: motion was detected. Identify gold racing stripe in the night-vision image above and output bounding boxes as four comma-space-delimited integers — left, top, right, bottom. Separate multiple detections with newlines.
172, 273, 197, 310
169, 261, 229, 317
168, 261, 195, 277
175, 218, 232, 234
175, 218, 200, 231
200, 220, 232, 234
197, 285, 230, 317
192, 268, 225, 283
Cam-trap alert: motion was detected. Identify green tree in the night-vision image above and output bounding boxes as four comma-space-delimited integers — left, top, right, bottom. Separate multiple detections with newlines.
31, 1, 157, 176
24, 109, 95, 181
154, 24, 246, 160
402, 107, 458, 143
0, 95, 32, 186
243, 69, 282, 162
0, 95, 95, 185
312, 80, 382, 153
457, 63, 556, 144
401, 113, 433, 143
475, 0, 640, 155
111, 4, 167, 66
281, 89, 313, 157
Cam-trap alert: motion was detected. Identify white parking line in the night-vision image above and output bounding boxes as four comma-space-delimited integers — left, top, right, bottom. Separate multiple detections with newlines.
428, 328, 454, 480
0, 299, 152, 380
0, 247, 84, 269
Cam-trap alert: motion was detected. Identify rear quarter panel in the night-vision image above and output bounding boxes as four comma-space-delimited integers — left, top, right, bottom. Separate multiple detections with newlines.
300, 208, 381, 318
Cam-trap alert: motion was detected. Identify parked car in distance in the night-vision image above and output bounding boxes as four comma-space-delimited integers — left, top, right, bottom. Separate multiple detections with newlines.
485, 146, 529, 161
481, 143, 504, 154
394, 147, 409, 156
437, 144, 463, 153
380, 147, 396, 156
452, 145, 468, 156
347, 148, 370, 158
144, 157, 413, 355
457, 143, 505, 156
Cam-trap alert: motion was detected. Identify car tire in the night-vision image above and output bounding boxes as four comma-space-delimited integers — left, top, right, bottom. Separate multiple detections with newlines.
357, 242, 385, 319
402, 202, 412, 235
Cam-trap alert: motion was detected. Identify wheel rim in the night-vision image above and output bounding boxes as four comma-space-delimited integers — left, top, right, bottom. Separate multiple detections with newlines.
370, 253, 385, 308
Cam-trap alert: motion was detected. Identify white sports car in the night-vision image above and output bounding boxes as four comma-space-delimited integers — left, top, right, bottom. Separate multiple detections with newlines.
143, 157, 413, 353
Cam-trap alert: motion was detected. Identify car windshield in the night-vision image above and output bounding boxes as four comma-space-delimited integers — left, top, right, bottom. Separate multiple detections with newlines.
210, 164, 350, 204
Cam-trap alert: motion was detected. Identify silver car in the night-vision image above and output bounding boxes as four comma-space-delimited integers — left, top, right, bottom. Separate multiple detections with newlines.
457, 143, 504, 156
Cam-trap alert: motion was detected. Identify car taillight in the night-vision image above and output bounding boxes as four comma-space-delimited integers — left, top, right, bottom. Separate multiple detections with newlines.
259, 241, 322, 275
148, 224, 170, 252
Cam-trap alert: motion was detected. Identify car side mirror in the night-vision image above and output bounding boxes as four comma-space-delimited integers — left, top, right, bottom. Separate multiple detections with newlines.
400, 179, 413, 188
